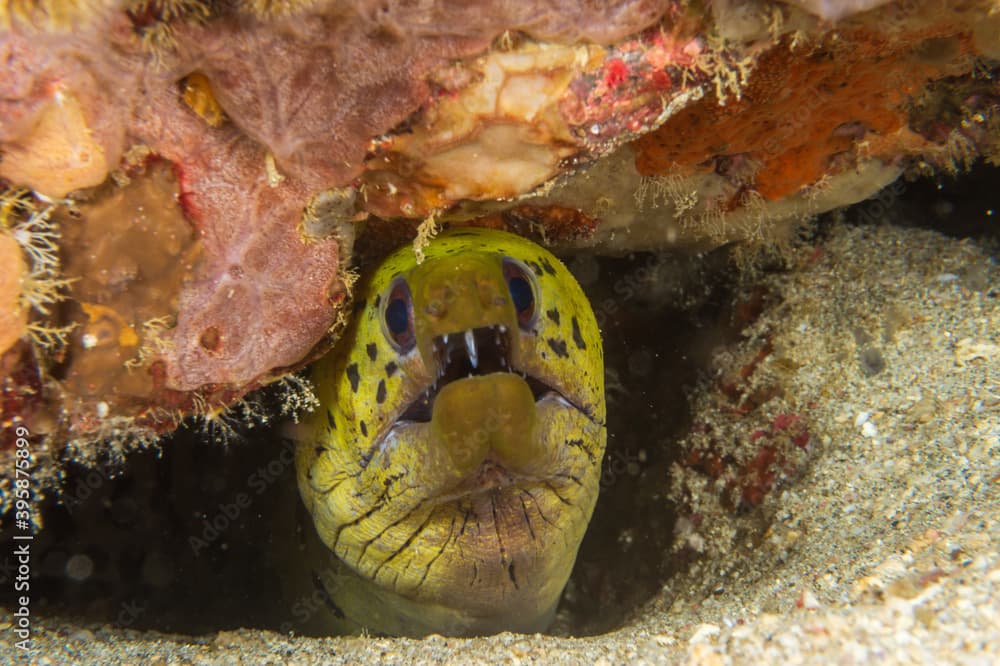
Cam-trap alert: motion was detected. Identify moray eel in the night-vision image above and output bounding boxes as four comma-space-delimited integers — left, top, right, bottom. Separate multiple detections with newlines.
294, 228, 605, 637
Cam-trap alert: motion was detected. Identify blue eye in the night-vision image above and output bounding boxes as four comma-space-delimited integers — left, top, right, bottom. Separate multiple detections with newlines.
503, 258, 536, 329
509, 276, 533, 313
385, 298, 409, 335
382, 278, 415, 352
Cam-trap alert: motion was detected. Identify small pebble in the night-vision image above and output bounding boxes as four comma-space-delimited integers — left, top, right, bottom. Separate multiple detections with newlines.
910, 397, 937, 423
689, 623, 721, 644
800, 589, 821, 610
69, 629, 96, 642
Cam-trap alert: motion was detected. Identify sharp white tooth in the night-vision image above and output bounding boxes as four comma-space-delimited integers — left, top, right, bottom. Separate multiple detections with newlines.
464, 329, 478, 369
443, 334, 449, 344
499, 324, 507, 334
553, 394, 574, 409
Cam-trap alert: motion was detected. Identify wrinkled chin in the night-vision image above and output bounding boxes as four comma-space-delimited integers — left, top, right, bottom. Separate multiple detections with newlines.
371, 474, 595, 629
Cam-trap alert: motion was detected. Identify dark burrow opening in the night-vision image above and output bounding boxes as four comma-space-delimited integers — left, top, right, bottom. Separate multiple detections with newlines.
2, 163, 996, 639
843, 162, 1000, 248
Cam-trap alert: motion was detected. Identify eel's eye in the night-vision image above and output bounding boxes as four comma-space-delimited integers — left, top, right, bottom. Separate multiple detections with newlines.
502, 258, 537, 330
382, 278, 415, 352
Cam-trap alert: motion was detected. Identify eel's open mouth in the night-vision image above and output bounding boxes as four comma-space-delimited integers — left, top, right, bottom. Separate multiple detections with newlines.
398, 324, 562, 423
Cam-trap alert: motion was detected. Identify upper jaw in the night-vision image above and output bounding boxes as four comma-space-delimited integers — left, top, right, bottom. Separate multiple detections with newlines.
398, 323, 562, 423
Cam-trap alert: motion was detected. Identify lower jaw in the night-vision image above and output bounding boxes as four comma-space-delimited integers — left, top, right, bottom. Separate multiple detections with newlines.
289, 474, 590, 638
321, 556, 564, 638
332, 484, 590, 636
292, 449, 590, 636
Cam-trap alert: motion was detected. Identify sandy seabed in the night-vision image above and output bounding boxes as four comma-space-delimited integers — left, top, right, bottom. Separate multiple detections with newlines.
2, 221, 998, 664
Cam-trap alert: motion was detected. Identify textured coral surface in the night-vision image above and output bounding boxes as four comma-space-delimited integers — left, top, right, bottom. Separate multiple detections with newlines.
634, 25, 975, 200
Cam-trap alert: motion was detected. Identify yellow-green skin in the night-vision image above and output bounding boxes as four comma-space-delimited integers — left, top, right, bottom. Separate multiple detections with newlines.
295, 228, 605, 637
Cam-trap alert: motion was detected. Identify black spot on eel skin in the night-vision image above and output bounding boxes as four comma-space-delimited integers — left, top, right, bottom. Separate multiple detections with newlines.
347, 363, 360, 392
546, 338, 569, 359
366, 343, 378, 361
376, 379, 387, 404
571, 316, 586, 350
565, 437, 595, 465
546, 308, 560, 325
